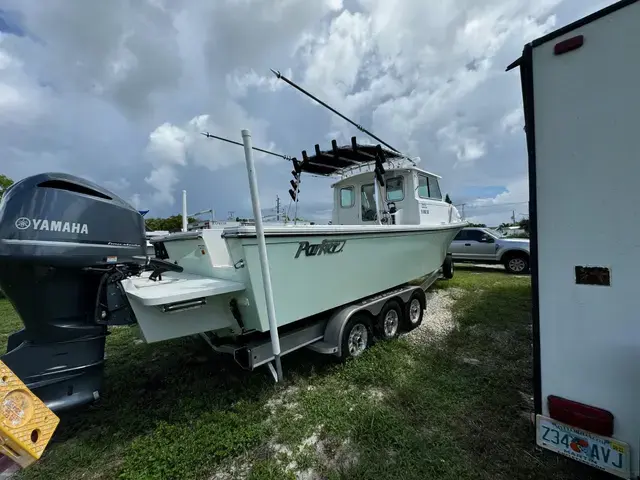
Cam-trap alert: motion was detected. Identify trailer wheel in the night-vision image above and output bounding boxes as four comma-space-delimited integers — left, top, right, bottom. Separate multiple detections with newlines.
442, 254, 454, 279
376, 300, 403, 340
339, 313, 372, 361
402, 290, 426, 332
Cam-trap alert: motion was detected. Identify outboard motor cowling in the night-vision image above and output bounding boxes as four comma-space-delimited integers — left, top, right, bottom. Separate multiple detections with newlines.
0, 173, 146, 412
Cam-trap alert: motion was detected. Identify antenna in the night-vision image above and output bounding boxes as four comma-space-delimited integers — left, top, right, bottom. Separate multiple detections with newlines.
270, 69, 402, 155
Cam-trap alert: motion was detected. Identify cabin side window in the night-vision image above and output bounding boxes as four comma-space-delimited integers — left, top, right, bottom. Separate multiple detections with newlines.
417, 174, 430, 199
417, 174, 443, 200
340, 186, 355, 208
386, 176, 404, 202
429, 177, 442, 199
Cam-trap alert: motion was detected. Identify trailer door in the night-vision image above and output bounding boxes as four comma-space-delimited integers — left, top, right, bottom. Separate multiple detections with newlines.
515, 1, 640, 478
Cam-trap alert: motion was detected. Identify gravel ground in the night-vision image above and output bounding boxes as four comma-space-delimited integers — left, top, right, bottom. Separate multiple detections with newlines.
404, 287, 464, 346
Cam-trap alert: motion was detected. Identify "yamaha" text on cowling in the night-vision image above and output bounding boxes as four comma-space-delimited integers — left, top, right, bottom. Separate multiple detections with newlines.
17, 218, 89, 235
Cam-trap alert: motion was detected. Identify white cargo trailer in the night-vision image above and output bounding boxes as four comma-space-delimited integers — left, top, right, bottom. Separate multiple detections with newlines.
508, 1, 640, 478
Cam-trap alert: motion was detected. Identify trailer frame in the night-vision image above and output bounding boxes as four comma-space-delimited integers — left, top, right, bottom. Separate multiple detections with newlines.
202, 269, 441, 380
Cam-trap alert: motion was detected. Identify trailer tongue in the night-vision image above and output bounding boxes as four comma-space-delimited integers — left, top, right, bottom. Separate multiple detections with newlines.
508, 0, 640, 478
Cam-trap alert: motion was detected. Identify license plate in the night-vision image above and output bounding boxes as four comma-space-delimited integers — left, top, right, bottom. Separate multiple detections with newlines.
536, 414, 630, 479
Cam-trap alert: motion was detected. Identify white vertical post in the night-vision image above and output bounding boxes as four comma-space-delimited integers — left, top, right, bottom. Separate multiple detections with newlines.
373, 182, 383, 225
182, 190, 188, 232
241, 129, 283, 382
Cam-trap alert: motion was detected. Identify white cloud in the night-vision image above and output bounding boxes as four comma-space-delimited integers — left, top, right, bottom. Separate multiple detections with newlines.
300, 10, 372, 106
0, 0, 607, 222
501, 107, 524, 134
225, 68, 291, 99
471, 176, 528, 207
0, 35, 47, 124
146, 122, 190, 167
0, 83, 26, 111
465, 176, 529, 225
103, 177, 131, 192
129, 193, 142, 210
142, 110, 277, 207
437, 122, 487, 165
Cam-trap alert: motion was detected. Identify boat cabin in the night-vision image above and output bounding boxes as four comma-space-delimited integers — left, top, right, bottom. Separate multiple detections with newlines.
293, 136, 456, 226
331, 167, 452, 226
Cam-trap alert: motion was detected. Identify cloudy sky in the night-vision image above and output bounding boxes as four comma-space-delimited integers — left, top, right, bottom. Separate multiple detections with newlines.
0, 0, 610, 226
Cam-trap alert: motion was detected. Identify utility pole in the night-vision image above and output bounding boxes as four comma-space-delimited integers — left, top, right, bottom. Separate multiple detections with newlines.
275, 195, 280, 222
512, 210, 516, 224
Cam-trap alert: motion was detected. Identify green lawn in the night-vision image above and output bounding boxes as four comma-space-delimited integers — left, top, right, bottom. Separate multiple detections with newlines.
0, 268, 610, 479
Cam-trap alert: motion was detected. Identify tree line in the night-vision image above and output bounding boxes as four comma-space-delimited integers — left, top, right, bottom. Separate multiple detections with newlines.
144, 215, 198, 232
0, 174, 12, 197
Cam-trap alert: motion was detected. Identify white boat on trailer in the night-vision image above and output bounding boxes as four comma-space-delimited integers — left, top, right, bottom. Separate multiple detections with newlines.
0, 78, 464, 411
123, 131, 464, 381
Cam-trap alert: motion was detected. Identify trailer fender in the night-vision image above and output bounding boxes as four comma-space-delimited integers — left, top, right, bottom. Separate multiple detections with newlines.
322, 286, 422, 358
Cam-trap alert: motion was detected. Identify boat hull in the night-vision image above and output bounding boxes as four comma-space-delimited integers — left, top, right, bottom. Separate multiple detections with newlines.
224, 225, 462, 332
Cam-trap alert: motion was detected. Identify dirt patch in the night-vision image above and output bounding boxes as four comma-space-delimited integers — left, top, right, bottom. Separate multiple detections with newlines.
366, 387, 386, 403
208, 457, 252, 480
265, 424, 359, 480
260, 384, 361, 479
265, 386, 300, 417
404, 288, 463, 346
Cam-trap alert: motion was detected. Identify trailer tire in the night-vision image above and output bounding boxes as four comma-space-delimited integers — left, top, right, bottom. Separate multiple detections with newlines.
376, 300, 403, 340
402, 290, 426, 332
441, 254, 454, 279
339, 313, 372, 361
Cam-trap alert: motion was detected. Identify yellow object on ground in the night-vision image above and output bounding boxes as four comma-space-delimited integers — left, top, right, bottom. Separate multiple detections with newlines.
0, 360, 60, 468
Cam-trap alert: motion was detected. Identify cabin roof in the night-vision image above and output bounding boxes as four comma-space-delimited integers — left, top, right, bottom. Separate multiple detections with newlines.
331, 166, 442, 188
297, 136, 404, 176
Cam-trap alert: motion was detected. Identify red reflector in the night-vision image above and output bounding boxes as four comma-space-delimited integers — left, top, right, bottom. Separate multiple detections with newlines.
548, 395, 614, 437
554, 35, 584, 55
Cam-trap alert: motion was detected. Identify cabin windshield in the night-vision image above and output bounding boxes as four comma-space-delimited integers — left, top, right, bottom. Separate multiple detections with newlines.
386, 176, 404, 202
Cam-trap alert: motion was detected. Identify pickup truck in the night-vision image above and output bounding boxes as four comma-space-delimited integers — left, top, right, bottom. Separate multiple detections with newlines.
447, 227, 530, 274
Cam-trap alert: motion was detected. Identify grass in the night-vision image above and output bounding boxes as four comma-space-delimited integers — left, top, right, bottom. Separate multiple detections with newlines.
0, 266, 611, 479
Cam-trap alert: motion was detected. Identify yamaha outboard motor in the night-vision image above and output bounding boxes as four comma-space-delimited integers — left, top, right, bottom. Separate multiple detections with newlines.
0, 173, 146, 412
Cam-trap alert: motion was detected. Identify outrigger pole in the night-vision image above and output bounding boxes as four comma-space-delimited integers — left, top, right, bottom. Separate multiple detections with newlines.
200, 132, 294, 161
200, 131, 303, 220
270, 69, 417, 224
270, 69, 414, 165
